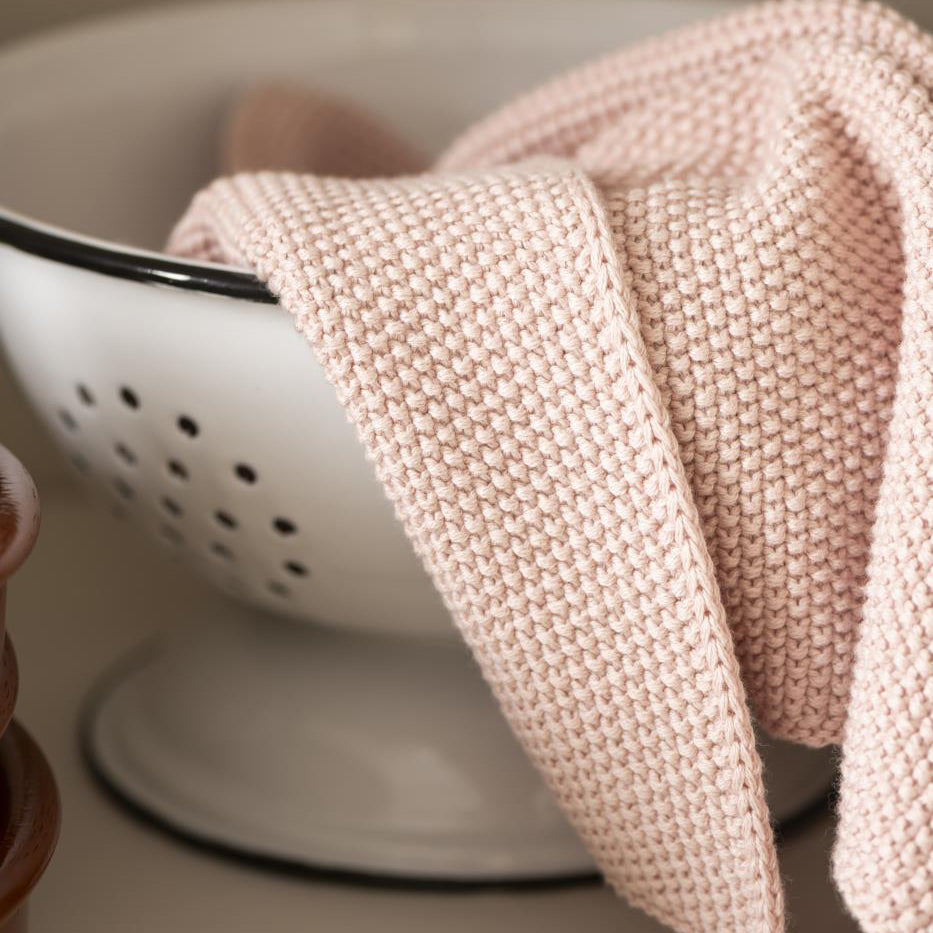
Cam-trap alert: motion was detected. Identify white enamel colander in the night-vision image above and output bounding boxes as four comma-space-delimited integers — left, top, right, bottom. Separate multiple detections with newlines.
0, 0, 835, 889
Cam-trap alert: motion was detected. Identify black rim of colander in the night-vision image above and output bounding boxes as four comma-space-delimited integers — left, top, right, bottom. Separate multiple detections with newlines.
0, 212, 277, 304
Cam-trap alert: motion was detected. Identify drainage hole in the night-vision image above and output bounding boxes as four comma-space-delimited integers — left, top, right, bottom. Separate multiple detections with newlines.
267, 581, 290, 598
273, 517, 297, 536
159, 524, 184, 545
58, 408, 77, 431
234, 463, 257, 484
177, 415, 199, 438
70, 453, 90, 474
160, 496, 183, 517
119, 386, 140, 410
214, 510, 237, 529
284, 560, 308, 577
76, 383, 95, 406
113, 477, 134, 500
114, 442, 137, 465
210, 541, 234, 560
167, 459, 189, 481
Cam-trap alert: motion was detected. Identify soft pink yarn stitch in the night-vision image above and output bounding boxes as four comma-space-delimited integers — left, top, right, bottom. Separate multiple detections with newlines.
169, 2, 933, 930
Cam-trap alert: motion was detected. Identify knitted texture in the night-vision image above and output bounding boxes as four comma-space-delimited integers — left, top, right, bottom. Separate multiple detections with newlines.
169, 2, 933, 931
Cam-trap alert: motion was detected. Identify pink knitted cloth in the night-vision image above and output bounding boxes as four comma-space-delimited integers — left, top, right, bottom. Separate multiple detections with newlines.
169, 2, 933, 930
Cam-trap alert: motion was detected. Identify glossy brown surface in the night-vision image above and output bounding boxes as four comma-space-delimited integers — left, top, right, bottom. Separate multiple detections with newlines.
0, 447, 40, 586
0, 645, 17, 749
0, 722, 60, 931
0, 446, 54, 932
0, 446, 40, 657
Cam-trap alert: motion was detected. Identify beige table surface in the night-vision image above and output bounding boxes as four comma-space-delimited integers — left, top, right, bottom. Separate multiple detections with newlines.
7, 483, 858, 933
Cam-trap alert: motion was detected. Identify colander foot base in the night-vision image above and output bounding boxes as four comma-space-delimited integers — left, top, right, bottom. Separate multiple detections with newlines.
81, 613, 599, 884
81, 612, 837, 885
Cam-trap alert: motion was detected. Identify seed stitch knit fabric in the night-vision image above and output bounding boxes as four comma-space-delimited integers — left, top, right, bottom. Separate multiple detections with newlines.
168, 2, 933, 930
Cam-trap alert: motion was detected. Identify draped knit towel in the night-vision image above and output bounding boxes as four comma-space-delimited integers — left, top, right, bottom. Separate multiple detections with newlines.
169, 1, 933, 930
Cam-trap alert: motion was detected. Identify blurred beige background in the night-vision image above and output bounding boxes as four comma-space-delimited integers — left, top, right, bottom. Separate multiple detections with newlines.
5, 0, 933, 45
4, 0, 220, 44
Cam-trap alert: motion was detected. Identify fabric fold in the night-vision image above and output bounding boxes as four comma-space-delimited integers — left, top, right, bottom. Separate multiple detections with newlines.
169, 2, 933, 931
170, 163, 782, 933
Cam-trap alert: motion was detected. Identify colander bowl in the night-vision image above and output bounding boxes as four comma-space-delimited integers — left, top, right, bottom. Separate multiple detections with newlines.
0, 0, 835, 887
